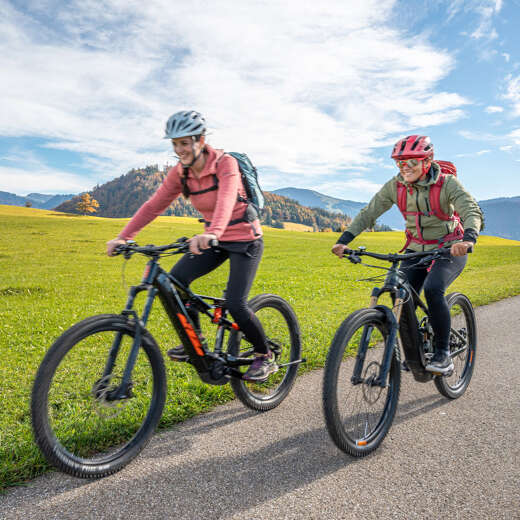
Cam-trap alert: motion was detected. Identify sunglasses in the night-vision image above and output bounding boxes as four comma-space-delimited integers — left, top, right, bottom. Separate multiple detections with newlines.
395, 158, 423, 168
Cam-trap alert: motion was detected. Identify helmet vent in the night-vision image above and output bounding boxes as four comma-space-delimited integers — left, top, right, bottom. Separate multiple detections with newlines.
410, 136, 422, 150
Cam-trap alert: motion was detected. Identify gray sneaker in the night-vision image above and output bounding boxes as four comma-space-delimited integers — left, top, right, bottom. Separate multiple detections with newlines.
243, 351, 278, 381
425, 352, 454, 375
167, 345, 188, 361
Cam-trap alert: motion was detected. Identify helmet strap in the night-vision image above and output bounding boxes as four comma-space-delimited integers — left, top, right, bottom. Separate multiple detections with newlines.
421, 157, 431, 177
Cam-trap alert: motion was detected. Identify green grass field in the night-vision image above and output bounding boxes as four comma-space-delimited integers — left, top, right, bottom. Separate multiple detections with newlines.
1, 204, 519, 489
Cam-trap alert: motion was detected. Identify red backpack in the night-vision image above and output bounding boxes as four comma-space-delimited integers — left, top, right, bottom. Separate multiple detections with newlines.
396, 160, 464, 251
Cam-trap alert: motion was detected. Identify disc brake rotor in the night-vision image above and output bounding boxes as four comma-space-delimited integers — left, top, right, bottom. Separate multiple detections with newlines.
362, 361, 383, 405
91, 374, 130, 419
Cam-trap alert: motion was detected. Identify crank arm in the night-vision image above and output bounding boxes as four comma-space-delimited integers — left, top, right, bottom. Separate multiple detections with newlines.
277, 358, 307, 368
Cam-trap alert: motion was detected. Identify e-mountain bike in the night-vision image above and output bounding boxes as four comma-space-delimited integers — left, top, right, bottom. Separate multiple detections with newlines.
31, 238, 303, 478
323, 247, 476, 456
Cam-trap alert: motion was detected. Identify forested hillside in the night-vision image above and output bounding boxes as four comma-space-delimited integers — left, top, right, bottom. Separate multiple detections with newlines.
54, 165, 354, 231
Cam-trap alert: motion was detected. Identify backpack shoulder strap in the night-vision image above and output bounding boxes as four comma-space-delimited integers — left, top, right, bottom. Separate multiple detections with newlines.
396, 181, 408, 216
428, 174, 451, 221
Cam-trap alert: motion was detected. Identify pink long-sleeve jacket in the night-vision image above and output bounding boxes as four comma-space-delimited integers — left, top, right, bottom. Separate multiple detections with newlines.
119, 144, 262, 241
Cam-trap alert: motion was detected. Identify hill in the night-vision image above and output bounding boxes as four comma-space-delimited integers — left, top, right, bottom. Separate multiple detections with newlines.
274, 187, 520, 240
273, 187, 404, 230
273, 187, 365, 216
0, 191, 74, 209
7, 171, 519, 239
53, 166, 353, 232
478, 197, 520, 241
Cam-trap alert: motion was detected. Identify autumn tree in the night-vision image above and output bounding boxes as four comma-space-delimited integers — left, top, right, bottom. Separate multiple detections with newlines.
76, 193, 100, 215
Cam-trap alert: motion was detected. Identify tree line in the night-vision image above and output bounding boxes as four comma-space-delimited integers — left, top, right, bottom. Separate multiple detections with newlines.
55, 165, 391, 233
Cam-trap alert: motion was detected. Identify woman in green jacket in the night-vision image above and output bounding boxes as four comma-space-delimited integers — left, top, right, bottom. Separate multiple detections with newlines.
332, 135, 483, 374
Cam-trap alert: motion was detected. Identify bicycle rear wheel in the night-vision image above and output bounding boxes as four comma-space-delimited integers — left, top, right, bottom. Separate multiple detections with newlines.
323, 308, 401, 456
31, 314, 167, 478
228, 294, 301, 411
434, 292, 477, 399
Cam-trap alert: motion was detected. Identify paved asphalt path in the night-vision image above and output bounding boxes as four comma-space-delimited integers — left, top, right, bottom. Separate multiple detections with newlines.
2, 296, 519, 519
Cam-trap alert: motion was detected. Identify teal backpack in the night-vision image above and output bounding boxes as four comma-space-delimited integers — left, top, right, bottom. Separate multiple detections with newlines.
182, 152, 264, 213
226, 152, 265, 212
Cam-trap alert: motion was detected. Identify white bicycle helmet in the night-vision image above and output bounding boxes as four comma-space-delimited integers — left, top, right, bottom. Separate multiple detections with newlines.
164, 111, 207, 139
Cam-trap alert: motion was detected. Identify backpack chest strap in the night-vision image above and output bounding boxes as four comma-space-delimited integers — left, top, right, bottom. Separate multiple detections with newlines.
183, 173, 219, 196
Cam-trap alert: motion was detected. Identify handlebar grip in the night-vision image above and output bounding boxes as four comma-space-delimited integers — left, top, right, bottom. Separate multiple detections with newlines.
347, 252, 361, 264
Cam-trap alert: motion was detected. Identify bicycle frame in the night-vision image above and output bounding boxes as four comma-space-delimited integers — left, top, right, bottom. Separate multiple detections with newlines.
103, 256, 257, 397
104, 248, 305, 398
349, 251, 442, 387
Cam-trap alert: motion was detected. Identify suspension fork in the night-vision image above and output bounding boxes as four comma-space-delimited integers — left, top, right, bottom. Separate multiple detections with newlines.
102, 262, 160, 400
351, 287, 405, 387
375, 287, 406, 384
351, 288, 381, 384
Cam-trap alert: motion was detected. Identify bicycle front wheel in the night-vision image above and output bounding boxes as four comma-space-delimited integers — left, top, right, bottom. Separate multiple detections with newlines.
31, 314, 167, 478
434, 292, 477, 399
228, 294, 301, 411
323, 308, 401, 456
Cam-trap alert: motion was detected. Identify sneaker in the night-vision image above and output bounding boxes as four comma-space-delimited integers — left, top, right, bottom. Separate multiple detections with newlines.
401, 360, 411, 372
425, 352, 454, 375
243, 351, 278, 381
166, 345, 189, 362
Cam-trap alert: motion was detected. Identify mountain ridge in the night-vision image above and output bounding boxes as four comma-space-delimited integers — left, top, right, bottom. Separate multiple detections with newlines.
50, 166, 357, 232
0, 191, 75, 209
3, 175, 519, 239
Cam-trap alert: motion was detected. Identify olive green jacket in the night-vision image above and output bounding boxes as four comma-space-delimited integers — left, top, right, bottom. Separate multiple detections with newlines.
346, 162, 484, 252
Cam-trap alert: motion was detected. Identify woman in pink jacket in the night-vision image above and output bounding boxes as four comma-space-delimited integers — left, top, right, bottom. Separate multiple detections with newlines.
106, 111, 275, 381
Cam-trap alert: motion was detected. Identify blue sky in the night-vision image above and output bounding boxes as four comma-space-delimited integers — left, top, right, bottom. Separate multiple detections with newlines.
0, 0, 518, 202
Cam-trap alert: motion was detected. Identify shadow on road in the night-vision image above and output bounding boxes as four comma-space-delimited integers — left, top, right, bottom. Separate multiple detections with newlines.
4, 388, 453, 519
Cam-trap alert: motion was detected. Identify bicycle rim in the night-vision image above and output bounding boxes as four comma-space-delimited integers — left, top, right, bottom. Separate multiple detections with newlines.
323, 309, 400, 456
435, 293, 476, 399
32, 316, 166, 477
228, 294, 301, 411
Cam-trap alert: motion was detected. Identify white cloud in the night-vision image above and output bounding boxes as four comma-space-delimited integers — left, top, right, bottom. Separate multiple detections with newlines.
0, 147, 100, 193
456, 149, 491, 157
509, 129, 520, 145
502, 53, 510, 62
457, 128, 520, 157
485, 105, 504, 113
451, 1, 502, 41
459, 129, 499, 141
0, 165, 92, 194
503, 75, 520, 116
0, 0, 470, 192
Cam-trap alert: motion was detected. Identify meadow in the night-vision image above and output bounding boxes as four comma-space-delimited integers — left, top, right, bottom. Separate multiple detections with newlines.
1, 204, 519, 489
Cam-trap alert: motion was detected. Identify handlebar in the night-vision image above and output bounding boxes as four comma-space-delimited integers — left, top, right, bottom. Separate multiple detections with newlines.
114, 237, 219, 259
344, 245, 472, 265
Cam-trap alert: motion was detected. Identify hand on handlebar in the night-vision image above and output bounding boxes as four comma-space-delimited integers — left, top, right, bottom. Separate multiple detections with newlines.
188, 233, 218, 255
106, 237, 127, 257
450, 241, 474, 257
332, 243, 352, 258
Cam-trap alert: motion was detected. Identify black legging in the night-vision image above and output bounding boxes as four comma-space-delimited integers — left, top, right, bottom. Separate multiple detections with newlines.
170, 238, 268, 354
400, 250, 467, 354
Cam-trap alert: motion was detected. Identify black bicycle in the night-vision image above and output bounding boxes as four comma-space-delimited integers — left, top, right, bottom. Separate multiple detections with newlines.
322, 247, 476, 456
31, 238, 303, 478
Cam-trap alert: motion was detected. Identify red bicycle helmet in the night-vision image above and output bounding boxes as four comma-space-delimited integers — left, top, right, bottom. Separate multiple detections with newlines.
391, 135, 434, 159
